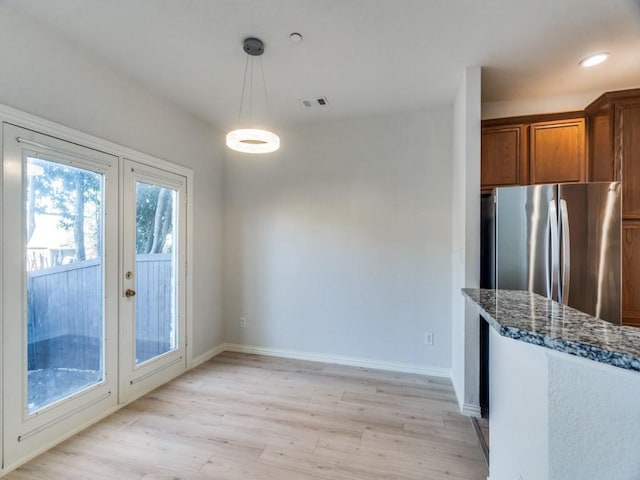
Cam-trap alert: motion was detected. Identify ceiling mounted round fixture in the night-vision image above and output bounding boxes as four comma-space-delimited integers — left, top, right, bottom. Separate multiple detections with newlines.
289, 32, 303, 43
579, 52, 609, 68
226, 37, 280, 154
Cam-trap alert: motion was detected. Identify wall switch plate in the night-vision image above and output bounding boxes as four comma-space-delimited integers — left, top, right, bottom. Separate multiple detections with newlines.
424, 332, 433, 345
240, 316, 246, 328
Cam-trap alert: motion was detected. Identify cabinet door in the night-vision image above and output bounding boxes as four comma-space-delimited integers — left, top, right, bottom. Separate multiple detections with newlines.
622, 221, 640, 326
587, 109, 615, 181
617, 99, 640, 218
481, 124, 528, 192
529, 118, 585, 184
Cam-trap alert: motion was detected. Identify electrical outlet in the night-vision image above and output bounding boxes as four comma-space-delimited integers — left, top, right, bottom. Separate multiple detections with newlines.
240, 316, 246, 328
424, 332, 433, 345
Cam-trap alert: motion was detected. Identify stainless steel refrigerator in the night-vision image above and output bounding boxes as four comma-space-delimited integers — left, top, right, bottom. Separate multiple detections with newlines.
491, 182, 621, 324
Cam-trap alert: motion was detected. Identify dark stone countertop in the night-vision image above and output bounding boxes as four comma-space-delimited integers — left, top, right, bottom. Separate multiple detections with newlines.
462, 288, 640, 372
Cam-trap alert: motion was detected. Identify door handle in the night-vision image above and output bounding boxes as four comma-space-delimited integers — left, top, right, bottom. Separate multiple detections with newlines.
547, 200, 559, 301
125, 288, 136, 298
559, 199, 570, 305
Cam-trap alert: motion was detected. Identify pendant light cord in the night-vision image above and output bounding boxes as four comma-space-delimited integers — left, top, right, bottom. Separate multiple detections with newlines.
259, 56, 272, 120
237, 54, 250, 122
237, 51, 272, 123
249, 57, 254, 120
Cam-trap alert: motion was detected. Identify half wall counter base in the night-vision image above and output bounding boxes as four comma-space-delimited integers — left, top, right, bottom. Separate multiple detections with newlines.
463, 288, 640, 480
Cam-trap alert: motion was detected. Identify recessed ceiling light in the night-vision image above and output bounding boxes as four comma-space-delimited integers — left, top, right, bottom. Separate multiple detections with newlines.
579, 52, 609, 68
289, 32, 303, 43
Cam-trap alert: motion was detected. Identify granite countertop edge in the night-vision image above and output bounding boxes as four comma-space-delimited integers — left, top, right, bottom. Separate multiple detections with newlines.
462, 288, 640, 373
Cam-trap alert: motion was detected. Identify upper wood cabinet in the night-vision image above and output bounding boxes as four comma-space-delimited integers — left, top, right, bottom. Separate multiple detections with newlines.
529, 118, 585, 184
586, 89, 640, 217
481, 113, 586, 193
481, 124, 528, 190
585, 101, 617, 182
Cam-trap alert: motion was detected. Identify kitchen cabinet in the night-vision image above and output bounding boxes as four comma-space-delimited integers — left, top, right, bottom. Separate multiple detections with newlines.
481, 124, 528, 191
586, 103, 617, 182
586, 88, 640, 326
529, 118, 585, 184
585, 89, 640, 189
623, 222, 640, 327
481, 113, 586, 193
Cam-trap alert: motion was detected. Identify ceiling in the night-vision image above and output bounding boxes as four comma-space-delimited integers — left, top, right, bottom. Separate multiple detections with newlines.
6, 0, 640, 130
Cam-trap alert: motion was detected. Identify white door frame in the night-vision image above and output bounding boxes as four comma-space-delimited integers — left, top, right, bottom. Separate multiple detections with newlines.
118, 158, 188, 404
1, 123, 119, 470
0, 104, 195, 474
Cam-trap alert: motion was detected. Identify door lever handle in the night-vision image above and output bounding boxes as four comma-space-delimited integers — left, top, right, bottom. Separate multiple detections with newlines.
547, 200, 559, 301
125, 288, 136, 298
559, 199, 570, 305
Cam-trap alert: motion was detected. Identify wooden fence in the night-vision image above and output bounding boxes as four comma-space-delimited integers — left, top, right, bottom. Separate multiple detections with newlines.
135, 254, 174, 363
27, 254, 173, 370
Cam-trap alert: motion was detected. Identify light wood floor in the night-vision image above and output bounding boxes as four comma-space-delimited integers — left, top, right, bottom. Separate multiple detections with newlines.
5, 352, 488, 479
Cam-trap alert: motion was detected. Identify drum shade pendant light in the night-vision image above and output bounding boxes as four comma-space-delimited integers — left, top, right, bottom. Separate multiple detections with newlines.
226, 37, 280, 154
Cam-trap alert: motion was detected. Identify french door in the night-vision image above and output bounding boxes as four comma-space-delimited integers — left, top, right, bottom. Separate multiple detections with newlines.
119, 159, 187, 403
2, 124, 119, 469
2, 125, 188, 470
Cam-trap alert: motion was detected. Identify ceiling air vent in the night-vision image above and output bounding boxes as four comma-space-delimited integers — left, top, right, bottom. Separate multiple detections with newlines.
299, 97, 329, 108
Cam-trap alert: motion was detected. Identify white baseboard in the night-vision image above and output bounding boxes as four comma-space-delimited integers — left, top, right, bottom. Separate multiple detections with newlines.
462, 402, 482, 417
222, 343, 451, 378
190, 343, 226, 368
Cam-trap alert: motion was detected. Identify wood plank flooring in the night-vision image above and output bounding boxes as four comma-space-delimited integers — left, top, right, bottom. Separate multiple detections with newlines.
5, 352, 488, 479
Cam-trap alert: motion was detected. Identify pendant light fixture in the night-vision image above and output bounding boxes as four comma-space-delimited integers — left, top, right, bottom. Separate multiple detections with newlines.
226, 37, 280, 154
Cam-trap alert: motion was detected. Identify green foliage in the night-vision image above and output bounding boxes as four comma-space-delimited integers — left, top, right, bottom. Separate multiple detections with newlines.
28, 158, 101, 261
136, 183, 174, 254
136, 182, 159, 253
27, 157, 173, 260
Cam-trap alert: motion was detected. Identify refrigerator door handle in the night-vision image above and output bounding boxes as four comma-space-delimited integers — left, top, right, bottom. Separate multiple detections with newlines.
559, 199, 571, 305
547, 200, 560, 300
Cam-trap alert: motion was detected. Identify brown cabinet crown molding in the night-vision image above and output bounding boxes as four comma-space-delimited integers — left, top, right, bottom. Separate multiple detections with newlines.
482, 111, 586, 128
586, 88, 640, 110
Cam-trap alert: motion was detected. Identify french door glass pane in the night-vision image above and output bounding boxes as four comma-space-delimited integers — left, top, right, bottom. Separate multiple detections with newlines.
135, 181, 177, 364
26, 157, 104, 413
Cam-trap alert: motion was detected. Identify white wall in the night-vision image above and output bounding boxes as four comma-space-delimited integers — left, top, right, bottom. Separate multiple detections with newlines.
489, 329, 549, 480
451, 67, 482, 414
547, 354, 640, 480
223, 109, 453, 372
0, 5, 225, 359
482, 90, 603, 119
489, 327, 640, 480
482, 83, 640, 119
